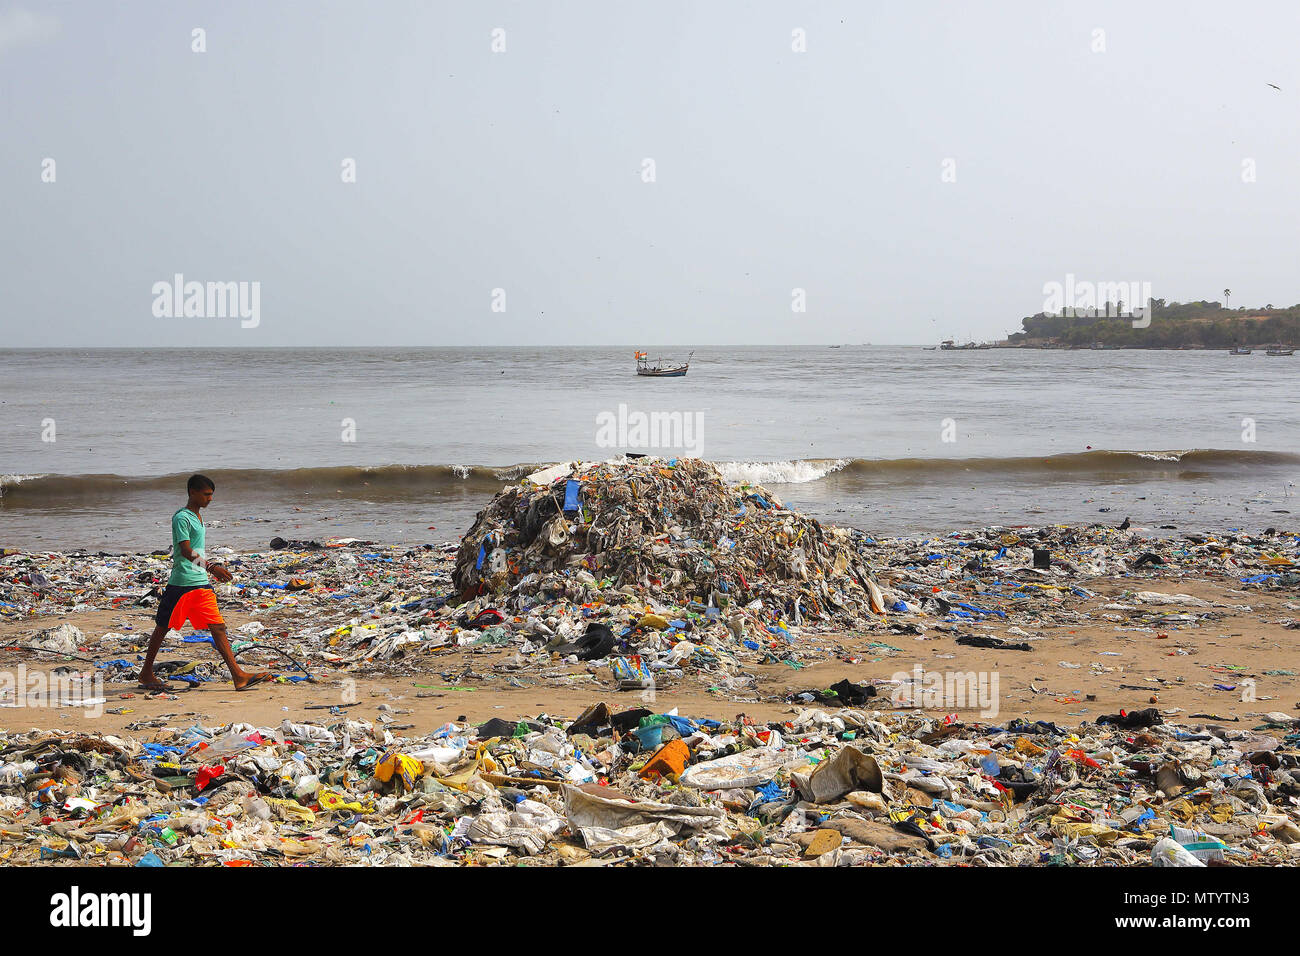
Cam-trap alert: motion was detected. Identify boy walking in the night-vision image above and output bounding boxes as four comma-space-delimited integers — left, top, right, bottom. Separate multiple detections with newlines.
138, 474, 270, 692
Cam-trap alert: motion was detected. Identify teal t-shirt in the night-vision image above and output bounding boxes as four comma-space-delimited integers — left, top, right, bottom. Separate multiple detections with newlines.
168, 508, 209, 587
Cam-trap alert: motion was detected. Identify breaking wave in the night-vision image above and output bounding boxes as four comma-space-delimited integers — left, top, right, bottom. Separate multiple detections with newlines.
2, 449, 1295, 507
0, 464, 547, 505
716, 459, 851, 485
826, 448, 1300, 481
0, 474, 46, 496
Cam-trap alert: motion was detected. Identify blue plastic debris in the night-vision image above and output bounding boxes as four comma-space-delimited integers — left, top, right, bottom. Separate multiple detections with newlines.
563, 479, 582, 513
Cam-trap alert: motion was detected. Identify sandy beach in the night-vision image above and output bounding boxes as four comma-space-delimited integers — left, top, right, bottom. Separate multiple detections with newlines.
3, 560, 1296, 735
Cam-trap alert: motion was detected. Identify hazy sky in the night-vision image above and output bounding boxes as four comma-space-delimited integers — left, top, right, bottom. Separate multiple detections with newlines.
3, 1, 1298, 346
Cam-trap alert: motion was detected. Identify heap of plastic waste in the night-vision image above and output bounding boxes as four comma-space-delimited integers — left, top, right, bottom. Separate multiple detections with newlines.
453, 458, 888, 627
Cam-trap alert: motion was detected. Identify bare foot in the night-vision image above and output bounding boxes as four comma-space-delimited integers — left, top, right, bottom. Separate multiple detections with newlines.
137, 672, 169, 692
234, 671, 272, 691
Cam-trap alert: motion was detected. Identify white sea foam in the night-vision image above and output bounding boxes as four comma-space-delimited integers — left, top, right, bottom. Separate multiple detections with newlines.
716, 459, 849, 485
1129, 451, 1191, 462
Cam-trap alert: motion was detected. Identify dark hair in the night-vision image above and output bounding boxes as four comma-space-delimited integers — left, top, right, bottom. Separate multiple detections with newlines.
187, 474, 215, 493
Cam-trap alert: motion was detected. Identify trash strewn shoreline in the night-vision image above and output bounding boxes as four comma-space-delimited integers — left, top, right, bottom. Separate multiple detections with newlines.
2, 458, 1298, 865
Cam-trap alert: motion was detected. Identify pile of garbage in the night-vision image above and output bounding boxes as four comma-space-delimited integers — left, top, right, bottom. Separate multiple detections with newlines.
453, 457, 887, 622
3, 705, 1298, 866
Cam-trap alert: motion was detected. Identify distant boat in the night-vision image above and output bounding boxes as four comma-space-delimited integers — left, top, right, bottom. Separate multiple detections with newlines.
1229, 346, 1252, 355
635, 350, 692, 377
1266, 344, 1294, 356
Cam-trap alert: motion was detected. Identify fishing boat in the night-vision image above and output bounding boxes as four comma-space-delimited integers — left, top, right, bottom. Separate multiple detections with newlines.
635, 350, 693, 377
1228, 346, 1252, 355
1265, 344, 1295, 356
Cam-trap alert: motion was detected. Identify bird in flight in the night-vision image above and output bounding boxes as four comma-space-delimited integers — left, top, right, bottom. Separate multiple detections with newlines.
1268, 83, 1281, 90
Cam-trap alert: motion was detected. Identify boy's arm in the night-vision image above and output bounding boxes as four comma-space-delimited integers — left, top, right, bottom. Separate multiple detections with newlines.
177, 539, 232, 582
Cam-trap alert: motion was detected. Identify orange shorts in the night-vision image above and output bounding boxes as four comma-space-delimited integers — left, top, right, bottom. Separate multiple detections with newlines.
168, 587, 225, 631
